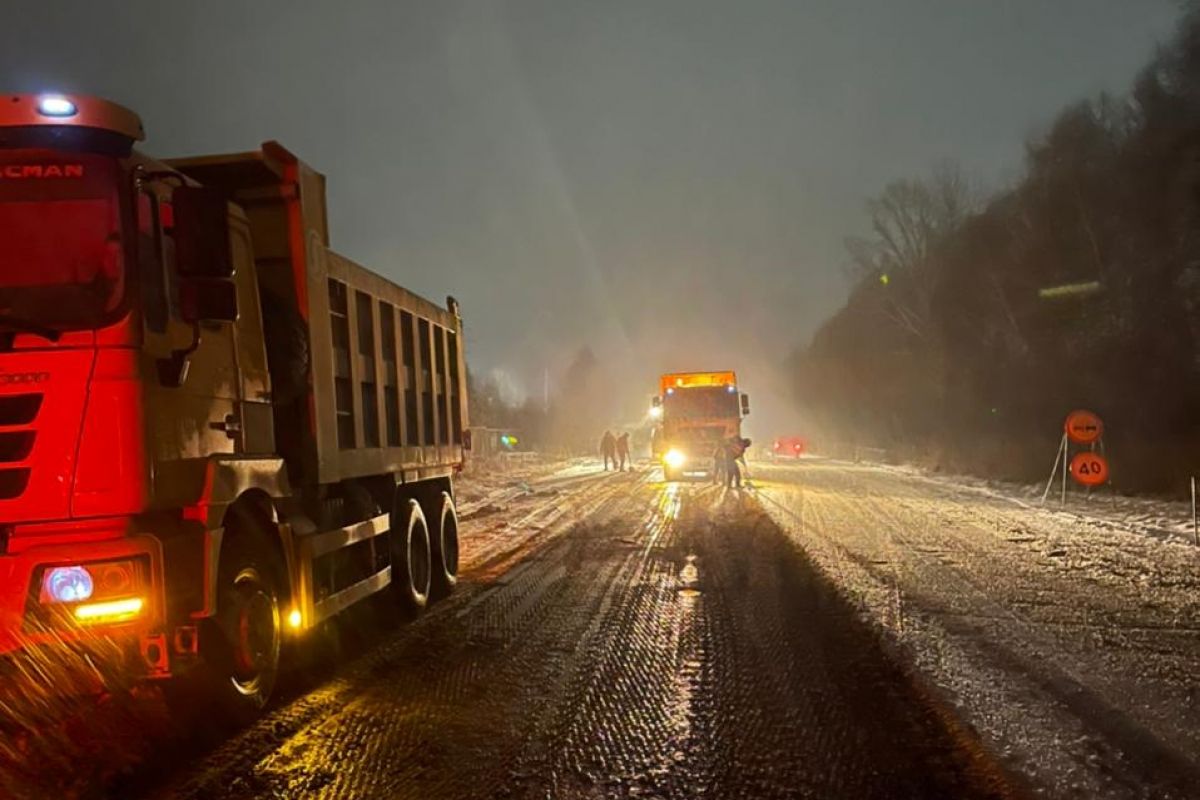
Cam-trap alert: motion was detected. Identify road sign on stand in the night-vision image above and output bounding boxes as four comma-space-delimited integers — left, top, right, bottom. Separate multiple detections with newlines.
1065, 410, 1103, 445
1069, 451, 1109, 487
1042, 410, 1111, 504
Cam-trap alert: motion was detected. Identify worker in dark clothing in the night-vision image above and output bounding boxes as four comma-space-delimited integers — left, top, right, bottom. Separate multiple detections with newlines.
723, 435, 751, 489
600, 430, 617, 471
712, 441, 726, 485
616, 432, 631, 471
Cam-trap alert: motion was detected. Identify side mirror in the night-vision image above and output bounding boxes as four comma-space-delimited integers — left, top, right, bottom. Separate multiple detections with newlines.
174, 186, 234, 278
180, 278, 239, 323
651, 396, 662, 408
740, 393, 750, 416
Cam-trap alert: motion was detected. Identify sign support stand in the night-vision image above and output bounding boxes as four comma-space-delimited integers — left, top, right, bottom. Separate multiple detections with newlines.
1192, 476, 1198, 547
1062, 441, 1068, 505
1041, 433, 1068, 506
1101, 439, 1116, 510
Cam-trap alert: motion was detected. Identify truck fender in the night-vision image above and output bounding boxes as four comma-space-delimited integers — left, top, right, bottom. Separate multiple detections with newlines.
200, 490, 292, 619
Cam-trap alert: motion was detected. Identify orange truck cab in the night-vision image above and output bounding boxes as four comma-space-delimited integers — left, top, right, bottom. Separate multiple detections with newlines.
0, 94, 469, 721
650, 371, 749, 480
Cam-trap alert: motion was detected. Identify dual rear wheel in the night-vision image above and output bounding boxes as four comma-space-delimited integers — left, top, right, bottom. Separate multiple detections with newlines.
389, 490, 460, 611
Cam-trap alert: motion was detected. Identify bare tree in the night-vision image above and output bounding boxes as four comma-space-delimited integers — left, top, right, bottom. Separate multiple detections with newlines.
844, 162, 977, 341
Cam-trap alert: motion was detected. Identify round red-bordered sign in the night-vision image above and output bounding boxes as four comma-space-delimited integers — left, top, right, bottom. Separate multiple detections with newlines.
1070, 452, 1109, 486
1064, 409, 1104, 445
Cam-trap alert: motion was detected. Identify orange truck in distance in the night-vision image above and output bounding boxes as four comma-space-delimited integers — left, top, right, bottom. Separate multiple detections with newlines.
650, 371, 749, 480
0, 94, 468, 722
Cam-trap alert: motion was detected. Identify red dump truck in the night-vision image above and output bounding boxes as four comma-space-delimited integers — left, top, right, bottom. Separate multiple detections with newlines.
0, 94, 468, 720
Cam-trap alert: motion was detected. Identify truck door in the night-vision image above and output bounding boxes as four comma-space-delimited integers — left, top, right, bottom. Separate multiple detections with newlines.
139, 184, 241, 465
228, 219, 274, 455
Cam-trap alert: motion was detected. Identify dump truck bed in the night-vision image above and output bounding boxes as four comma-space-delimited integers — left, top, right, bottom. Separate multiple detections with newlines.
169, 142, 467, 486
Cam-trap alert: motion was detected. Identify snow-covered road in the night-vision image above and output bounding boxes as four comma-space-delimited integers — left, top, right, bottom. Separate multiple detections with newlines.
10, 456, 1199, 799
755, 459, 1200, 799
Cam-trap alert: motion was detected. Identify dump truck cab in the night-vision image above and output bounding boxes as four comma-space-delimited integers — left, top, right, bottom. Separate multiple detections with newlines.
651, 371, 749, 480
0, 94, 267, 662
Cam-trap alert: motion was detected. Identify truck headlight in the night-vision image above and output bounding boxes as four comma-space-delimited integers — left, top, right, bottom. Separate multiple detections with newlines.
37, 558, 149, 625
43, 566, 95, 603
663, 449, 686, 469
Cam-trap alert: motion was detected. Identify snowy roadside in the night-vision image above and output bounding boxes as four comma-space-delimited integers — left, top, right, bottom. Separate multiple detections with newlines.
803, 455, 1200, 548
752, 459, 1200, 800
455, 454, 593, 511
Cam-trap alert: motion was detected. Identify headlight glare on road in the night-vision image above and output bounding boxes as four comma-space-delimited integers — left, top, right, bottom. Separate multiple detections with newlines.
663, 448, 686, 469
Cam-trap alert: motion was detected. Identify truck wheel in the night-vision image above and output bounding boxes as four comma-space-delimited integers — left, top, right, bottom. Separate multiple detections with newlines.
390, 497, 431, 616
429, 492, 459, 599
169, 526, 284, 726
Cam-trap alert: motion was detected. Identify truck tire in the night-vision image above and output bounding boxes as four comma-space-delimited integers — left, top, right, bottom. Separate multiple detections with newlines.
429, 492, 459, 599
390, 497, 431, 616
168, 521, 285, 727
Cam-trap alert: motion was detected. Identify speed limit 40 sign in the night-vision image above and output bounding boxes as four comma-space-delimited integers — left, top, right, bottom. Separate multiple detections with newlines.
1070, 452, 1109, 487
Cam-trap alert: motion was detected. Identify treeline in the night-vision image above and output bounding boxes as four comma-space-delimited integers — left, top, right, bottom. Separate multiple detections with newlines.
793, 9, 1200, 493
468, 346, 625, 454
467, 371, 551, 450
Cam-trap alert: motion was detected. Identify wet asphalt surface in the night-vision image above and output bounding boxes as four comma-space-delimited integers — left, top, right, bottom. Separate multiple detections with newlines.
4, 469, 1022, 800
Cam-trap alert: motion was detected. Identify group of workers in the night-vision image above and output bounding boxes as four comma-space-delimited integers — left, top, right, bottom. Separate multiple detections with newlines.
713, 435, 751, 489
599, 430, 633, 471
600, 429, 751, 487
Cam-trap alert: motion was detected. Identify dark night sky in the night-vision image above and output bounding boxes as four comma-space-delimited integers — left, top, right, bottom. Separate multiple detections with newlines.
0, 1, 1179, 429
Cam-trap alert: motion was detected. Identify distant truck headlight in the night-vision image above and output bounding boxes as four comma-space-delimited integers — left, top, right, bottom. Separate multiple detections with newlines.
663, 448, 687, 469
